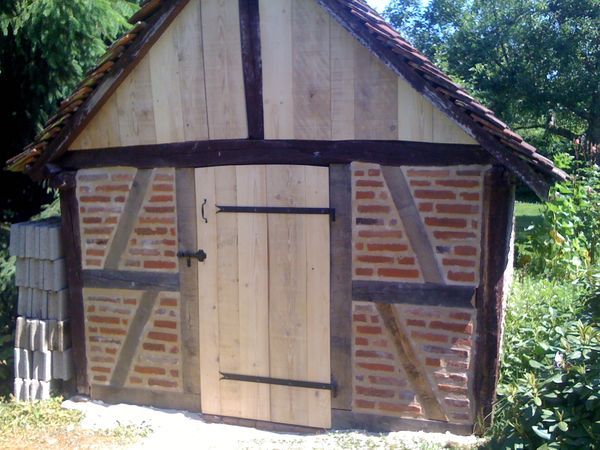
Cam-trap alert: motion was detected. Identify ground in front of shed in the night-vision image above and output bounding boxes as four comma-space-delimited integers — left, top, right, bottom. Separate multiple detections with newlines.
62, 398, 485, 449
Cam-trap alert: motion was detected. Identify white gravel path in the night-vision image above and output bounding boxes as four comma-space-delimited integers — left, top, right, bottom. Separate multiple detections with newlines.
62, 397, 483, 449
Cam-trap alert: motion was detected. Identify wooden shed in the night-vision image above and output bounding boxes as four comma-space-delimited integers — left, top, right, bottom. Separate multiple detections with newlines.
7, 0, 566, 434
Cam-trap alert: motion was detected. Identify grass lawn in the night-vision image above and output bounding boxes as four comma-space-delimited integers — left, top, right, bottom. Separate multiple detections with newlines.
0, 398, 150, 449
514, 201, 544, 234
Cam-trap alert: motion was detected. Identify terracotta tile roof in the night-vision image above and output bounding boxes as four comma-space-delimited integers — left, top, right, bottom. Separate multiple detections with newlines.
6, 0, 567, 190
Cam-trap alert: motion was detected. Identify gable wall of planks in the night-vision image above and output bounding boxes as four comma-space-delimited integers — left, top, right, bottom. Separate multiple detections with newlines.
68, 0, 475, 151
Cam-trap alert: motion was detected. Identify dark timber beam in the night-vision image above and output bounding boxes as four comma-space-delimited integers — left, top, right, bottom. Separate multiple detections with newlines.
57, 139, 490, 170
27, 0, 192, 180
238, 0, 264, 139
352, 280, 475, 309
55, 172, 89, 395
473, 166, 515, 432
82, 269, 180, 291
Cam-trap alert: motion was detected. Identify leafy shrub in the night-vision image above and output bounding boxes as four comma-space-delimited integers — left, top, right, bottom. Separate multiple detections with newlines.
489, 274, 600, 448
516, 157, 600, 281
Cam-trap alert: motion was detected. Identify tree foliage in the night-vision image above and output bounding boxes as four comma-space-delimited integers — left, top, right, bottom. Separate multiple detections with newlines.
384, 0, 600, 159
0, 0, 139, 222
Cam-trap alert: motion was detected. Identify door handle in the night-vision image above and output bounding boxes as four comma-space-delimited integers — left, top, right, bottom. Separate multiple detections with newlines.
177, 249, 207, 267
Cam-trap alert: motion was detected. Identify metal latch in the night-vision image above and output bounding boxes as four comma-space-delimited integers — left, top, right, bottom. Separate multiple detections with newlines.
177, 249, 207, 267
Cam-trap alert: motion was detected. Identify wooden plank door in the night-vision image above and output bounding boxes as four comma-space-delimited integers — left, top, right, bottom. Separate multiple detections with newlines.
195, 165, 331, 428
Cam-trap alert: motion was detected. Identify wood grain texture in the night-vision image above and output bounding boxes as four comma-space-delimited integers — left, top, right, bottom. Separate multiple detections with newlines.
381, 166, 445, 283
175, 0, 209, 141
149, 24, 186, 143
215, 165, 242, 418
92, 384, 201, 412
239, 0, 264, 139
473, 166, 515, 431
104, 169, 152, 270
329, 164, 352, 410
330, 19, 355, 140
259, 0, 293, 138
292, 0, 331, 140
82, 270, 180, 291
235, 165, 270, 421
59, 139, 490, 170
59, 173, 89, 394
70, 96, 122, 150
115, 58, 157, 146
376, 303, 448, 422
354, 40, 398, 140
352, 280, 475, 308
201, 0, 248, 139
196, 167, 221, 415
176, 168, 201, 397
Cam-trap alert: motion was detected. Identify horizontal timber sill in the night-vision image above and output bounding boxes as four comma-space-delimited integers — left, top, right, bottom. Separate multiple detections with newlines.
352, 280, 475, 308
56, 139, 490, 170
82, 269, 179, 292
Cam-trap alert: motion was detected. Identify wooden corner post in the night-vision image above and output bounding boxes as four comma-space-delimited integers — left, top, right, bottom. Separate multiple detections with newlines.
55, 171, 89, 395
473, 165, 515, 431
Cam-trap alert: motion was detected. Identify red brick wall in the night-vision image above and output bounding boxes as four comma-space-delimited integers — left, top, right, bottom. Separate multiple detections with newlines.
84, 288, 183, 392
76, 168, 178, 272
353, 302, 475, 424
352, 164, 423, 282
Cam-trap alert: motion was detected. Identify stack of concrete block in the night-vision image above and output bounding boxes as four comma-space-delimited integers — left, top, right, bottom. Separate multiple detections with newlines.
10, 218, 73, 401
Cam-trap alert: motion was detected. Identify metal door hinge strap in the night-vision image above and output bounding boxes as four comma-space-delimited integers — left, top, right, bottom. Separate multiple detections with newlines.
219, 372, 333, 391
216, 205, 336, 221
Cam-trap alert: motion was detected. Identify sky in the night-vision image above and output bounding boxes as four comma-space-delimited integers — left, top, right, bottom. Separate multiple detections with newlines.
366, 0, 430, 13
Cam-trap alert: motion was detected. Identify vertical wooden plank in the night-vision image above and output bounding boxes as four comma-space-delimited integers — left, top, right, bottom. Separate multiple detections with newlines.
70, 96, 122, 150
331, 20, 355, 140
149, 25, 185, 144
305, 166, 331, 428
432, 107, 477, 145
58, 172, 89, 394
196, 167, 221, 415
397, 78, 433, 142
176, 168, 201, 398
292, 0, 331, 140
473, 166, 515, 431
236, 165, 270, 421
214, 166, 241, 418
259, 0, 293, 139
329, 164, 352, 411
115, 58, 157, 146
267, 165, 308, 426
239, 0, 264, 139
354, 44, 398, 139
174, 0, 210, 141
201, 0, 248, 139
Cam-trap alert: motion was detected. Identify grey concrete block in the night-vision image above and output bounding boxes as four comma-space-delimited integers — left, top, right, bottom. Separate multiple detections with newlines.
27, 319, 40, 351
52, 349, 73, 381
31, 289, 48, 319
32, 351, 52, 381
36, 320, 48, 351
14, 348, 31, 379
17, 287, 29, 317
43, 258, 67, 291
49, 320, 71, 352
29, 379, 40, 400
13, 378, 23, 401
14, 317, 27, 349
47, 221, 63, 260
15, 258, 28, 287
38, 381, 51, 400
48, 289, 69, 320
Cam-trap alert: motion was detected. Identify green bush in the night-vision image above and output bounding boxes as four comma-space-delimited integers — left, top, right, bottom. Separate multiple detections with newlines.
489, 274, 600, 448
516, 157, 600, 281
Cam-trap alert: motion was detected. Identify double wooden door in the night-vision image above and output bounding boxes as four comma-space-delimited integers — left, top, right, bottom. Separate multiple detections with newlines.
195, 165, 331, 428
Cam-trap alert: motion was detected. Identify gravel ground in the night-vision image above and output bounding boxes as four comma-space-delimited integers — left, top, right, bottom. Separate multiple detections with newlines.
62, 398, 484, 450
